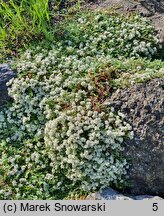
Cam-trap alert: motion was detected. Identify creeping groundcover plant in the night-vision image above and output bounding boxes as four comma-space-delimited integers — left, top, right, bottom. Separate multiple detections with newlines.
0, 10, 162, 199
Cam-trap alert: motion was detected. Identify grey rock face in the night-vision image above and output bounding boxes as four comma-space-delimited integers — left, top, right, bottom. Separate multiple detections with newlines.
0, 64, 16, 106
106, 78, 164, 196
86, 188, 133, 200
86, 188, 163, 200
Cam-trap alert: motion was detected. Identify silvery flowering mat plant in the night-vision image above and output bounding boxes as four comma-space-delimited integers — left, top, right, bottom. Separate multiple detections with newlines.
0, 10, 163, 200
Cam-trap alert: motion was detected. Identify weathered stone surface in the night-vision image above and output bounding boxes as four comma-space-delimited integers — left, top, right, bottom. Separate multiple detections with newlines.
0, 64, 16, 106
86, 188, 133, 200
86, 188, 163, 200
105, 78, 164, 196
133, 195, 163, 200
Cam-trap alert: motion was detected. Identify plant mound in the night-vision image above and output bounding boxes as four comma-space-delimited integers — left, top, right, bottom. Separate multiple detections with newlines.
0, 10, 162, 199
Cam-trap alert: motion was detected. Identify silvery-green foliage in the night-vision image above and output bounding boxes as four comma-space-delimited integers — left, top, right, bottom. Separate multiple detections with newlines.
61, 11, 160, 58
0, 47, 132, 199
45, 106, 133, 191
1, 10, 160, 199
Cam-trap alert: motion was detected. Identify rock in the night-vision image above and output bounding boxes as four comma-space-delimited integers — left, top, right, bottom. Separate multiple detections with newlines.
133, 195, 163, 200
106, 78, 164, 196
138, 6, 155, 17
0, 64, 16, 106
140, 0, 164, 13
86, 188, 163, 200
86, 188, 133, 200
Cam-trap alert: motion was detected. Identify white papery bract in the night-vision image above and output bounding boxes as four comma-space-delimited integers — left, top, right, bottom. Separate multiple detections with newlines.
44, 104, 131, 191
1, 10, 161, 199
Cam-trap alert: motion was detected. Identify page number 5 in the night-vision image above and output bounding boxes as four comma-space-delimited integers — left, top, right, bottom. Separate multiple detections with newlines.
152, 203, 158, 211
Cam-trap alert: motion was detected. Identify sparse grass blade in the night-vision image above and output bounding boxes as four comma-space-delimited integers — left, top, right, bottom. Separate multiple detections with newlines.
0, 0, 52, 61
